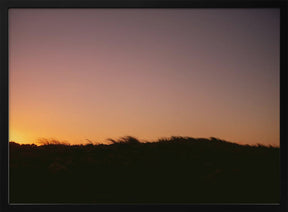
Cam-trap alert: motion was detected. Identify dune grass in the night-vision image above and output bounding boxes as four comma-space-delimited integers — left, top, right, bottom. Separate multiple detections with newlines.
9, 136, 280, 204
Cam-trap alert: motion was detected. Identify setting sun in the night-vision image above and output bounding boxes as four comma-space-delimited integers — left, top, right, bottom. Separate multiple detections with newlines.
8, 8, 281, 204
9, 9, 279, 146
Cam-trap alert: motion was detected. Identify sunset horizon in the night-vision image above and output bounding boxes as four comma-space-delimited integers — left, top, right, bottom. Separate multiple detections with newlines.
9, 9, 280, 147
8, 135, 280, 147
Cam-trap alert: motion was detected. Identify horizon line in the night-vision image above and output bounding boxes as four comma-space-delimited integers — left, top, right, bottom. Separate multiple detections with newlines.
8, 135, 280, 148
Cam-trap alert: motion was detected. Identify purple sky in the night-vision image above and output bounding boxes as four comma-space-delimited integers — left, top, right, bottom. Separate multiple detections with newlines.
9, 9, 280, 146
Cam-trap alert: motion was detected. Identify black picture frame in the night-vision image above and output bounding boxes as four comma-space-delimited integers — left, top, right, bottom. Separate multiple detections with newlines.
1, 0, 287, 212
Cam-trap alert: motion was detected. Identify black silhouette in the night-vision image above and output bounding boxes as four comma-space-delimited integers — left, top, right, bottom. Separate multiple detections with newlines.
9, 136, 280, 203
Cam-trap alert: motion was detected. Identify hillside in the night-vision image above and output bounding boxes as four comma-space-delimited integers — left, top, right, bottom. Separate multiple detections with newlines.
9, 136, 280, 203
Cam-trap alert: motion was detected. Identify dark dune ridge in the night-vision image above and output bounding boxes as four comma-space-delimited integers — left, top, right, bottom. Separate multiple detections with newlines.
9, 136, 280, 204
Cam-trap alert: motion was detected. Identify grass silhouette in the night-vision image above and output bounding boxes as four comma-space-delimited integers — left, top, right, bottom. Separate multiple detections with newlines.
9, 136, 280, 203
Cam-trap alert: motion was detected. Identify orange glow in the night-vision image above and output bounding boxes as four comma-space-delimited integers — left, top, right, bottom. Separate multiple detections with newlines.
9, 9, 280, 147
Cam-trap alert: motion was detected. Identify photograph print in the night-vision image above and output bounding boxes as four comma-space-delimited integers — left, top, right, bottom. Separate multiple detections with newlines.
9, 8, 280, 204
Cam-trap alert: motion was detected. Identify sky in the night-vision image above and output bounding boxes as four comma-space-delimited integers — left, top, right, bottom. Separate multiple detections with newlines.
9, 9, 280, 146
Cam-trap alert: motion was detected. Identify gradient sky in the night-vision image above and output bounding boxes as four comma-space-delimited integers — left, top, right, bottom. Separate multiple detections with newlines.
9, 9, 280, 146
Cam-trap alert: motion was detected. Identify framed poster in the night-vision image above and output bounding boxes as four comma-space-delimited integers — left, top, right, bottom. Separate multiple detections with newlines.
1, 0, 287, 211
